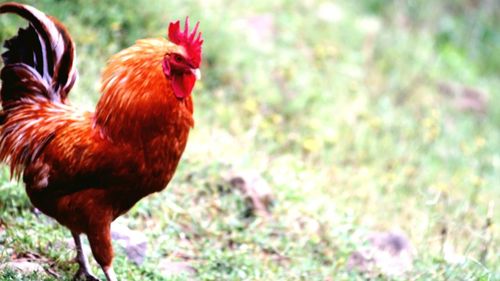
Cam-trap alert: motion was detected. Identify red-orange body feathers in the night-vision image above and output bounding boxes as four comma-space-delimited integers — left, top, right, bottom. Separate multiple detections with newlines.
0, 2, 202, 280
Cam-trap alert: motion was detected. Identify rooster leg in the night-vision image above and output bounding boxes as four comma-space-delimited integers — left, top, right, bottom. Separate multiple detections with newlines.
101, 266, 117, 281
72, 232, 99, 281
87, 223, 117, 281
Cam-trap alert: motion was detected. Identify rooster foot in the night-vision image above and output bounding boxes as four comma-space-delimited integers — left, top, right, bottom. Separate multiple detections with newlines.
73, 268, 100, 281
72, 232, 101, 281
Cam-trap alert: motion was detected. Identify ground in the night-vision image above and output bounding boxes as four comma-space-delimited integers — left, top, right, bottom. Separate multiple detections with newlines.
0, 0, 499, 280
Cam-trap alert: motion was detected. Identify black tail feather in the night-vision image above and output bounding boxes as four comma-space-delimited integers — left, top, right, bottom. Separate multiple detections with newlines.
0, 2, 77, 105
2, 25, 44, 75
1, 63, 51, 103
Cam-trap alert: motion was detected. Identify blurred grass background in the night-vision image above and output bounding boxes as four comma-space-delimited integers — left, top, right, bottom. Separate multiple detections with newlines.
0, 0, 499, 280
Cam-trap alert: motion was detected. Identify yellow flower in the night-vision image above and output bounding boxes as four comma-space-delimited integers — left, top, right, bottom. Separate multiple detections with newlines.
243, 98, 258, 113
271, 114, 283, 124
431, 182, 449, 193
303, 138, 321, 152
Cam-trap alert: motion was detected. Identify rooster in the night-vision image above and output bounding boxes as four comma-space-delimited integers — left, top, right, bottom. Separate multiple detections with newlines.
0, 2, 202, 281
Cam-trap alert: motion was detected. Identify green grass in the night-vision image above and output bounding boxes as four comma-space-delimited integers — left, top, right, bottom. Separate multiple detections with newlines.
0, 0, 499, 280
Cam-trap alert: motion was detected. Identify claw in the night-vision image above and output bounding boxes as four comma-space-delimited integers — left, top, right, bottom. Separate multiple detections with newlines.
73, 268, 101, 281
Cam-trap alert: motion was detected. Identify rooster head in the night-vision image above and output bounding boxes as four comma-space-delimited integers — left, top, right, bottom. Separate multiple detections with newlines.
163, 18, 203, 100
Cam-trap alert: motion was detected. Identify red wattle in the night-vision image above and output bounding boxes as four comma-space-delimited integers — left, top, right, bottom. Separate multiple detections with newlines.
172, 73, 196, 99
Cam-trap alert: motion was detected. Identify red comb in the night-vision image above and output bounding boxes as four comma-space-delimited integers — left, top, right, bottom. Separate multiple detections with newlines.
168, 17, 203, 67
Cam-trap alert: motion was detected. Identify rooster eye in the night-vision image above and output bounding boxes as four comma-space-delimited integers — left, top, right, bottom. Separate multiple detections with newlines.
174, 54, 183, 62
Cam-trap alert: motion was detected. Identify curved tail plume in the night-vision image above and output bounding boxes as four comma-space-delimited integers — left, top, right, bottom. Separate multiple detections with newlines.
0, 2, 77, 105
0, 3, 80, 178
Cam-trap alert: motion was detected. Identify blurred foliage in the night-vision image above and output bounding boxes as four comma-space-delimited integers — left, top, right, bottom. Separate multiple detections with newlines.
363, 0, 499, 75
0, 0, 499, 280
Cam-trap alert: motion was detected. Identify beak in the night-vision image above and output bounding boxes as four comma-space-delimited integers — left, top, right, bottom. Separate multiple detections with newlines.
191, 68, 201, 80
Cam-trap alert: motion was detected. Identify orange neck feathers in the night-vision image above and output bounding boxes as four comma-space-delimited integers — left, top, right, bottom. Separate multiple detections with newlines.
94, 39, 194, 143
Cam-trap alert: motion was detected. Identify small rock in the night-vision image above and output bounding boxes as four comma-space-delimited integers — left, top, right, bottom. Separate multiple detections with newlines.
111, 223, 148, 265
55, 225, 147, 265
437, 81, 488, 114
228, 171, 274, 216
347, 250, 372, 272
0, 260, 46, 275
455, 87, 488, 114
347, 230, 413, 277
159, 261, 196, 278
